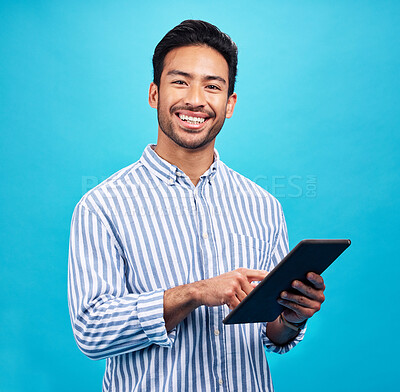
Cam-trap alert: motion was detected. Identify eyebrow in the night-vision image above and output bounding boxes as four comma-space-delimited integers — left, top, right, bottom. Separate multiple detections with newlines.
166, 70, 227, 85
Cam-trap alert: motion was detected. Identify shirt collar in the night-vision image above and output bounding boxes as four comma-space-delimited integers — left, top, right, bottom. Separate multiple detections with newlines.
140, 144, 220, 186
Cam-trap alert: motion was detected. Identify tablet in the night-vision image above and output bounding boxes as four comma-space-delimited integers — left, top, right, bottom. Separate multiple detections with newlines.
223, 239, 351, 324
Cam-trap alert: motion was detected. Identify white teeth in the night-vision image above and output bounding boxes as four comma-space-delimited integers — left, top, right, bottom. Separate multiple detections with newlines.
178, 114, 206, 124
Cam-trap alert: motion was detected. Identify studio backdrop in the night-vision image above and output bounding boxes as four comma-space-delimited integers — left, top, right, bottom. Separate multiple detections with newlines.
0, 1, 399, 391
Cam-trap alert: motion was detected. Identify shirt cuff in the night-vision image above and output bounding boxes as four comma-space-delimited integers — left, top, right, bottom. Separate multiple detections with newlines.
262, 321, 307, 354
137, 289, 176, 348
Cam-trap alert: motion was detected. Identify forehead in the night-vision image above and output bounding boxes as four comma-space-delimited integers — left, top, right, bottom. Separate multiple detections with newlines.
162, 45, 229, 81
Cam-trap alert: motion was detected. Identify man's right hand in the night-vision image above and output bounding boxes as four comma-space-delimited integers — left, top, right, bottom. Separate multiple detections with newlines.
193, 268, 268, 310
163, 268, 267, 332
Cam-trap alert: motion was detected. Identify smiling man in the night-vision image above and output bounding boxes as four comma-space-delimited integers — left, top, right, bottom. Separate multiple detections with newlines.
68, 20, 326, 391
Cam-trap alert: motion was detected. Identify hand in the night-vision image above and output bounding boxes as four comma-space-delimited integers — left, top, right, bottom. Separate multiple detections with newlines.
195, 268, 267, 310
277, 272, 325, 324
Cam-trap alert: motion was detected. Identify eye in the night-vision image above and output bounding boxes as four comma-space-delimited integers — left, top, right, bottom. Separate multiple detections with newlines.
172, 80, 187, 85
206, 84, 221, 91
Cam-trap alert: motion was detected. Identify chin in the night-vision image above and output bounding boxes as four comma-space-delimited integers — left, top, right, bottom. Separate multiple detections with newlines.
174, 138, 211, 150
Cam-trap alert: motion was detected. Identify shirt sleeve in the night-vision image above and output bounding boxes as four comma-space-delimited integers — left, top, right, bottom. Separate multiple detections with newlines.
261, 203, 307, 354
68, 203, 176, 360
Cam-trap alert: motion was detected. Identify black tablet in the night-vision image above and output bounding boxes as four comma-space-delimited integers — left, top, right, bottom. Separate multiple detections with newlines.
223, 239, 351, 325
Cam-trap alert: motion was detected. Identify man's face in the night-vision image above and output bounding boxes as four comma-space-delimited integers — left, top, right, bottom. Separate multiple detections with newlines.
149, 45, 237, 150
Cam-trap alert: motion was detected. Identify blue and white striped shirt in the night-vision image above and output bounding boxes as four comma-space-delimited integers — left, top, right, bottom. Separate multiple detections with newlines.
68, 144, 306, 391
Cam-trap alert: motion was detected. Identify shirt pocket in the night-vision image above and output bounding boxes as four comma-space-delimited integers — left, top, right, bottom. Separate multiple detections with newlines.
228, 232, 271, 272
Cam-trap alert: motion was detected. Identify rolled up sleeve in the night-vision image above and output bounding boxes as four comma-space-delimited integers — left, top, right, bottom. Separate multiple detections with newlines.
68, 203, 175, 360
137, 289, 176, 348
262, 322, 307, 354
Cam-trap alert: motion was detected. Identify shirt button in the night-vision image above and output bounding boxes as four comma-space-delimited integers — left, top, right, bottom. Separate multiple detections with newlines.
168, 179, 174, 185
214, 329, 220, 336
202, 232, 208, 239
218, 379, 223, 385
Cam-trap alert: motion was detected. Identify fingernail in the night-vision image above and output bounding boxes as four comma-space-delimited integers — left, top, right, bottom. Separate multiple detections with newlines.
281, 291, 287, 298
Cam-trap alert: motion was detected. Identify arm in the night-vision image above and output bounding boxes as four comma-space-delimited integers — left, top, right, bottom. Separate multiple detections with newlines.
68, 204, 176, 360
163, 268, 268, 332
163, 268, 325, 345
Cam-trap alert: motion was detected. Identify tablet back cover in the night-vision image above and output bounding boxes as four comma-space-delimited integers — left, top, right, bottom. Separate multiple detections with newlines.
223, 239, 351, 325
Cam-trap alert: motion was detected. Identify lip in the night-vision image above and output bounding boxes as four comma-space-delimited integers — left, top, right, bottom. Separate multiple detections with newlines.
174, 111, 211, 131
175, 110, 210, 119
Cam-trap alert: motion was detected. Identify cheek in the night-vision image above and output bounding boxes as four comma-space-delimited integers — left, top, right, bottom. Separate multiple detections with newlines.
215, 104, 228, 119
210, 97, 228, 116
162, 92, 184, 112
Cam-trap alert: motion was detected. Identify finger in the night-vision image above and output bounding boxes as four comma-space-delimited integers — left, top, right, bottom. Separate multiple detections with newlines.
236, 289, 247, 302
241, 269, 268, 282
277, 298, 315, 319
280, 291, 318, 309
241, 279, 255, 296
306, 272, 325, 290
291, 280, 325, 302
228, 296, 240, 310
231, 271, 257, 296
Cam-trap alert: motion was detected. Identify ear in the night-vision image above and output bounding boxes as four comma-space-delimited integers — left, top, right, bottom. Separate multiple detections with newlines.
225, 92, 237, 119
149, 82, 158, 108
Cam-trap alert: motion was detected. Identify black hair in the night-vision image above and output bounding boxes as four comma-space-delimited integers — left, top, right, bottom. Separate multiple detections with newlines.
152, 20, 238, 97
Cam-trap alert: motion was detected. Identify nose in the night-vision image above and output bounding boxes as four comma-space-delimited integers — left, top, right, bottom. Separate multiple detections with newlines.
185, 83, 206, 108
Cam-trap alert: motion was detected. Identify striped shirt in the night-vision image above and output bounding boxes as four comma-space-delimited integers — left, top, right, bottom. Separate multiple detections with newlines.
68, 144, 306, 392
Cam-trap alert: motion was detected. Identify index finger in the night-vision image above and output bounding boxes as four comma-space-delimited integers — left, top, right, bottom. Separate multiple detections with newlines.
306, 272, 325, 290
240, 268, 268, 282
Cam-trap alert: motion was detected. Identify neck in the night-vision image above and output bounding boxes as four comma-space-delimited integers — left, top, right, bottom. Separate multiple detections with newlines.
154, 134, 216, 187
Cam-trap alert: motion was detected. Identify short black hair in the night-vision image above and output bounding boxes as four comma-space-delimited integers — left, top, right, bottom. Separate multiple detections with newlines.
152, 20, 238, 97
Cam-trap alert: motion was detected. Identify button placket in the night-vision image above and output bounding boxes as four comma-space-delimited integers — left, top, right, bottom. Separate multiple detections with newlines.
194, 182, 228, 389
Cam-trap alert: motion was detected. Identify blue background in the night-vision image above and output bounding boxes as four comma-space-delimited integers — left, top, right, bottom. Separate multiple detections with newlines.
1, 1, 399, 391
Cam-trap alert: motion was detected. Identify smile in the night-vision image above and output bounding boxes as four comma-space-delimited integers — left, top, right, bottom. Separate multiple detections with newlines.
174, 111, 211, 130
178, 114, 205, 124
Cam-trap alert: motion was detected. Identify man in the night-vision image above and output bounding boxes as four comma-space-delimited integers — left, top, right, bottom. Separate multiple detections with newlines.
68, 20, 325, 391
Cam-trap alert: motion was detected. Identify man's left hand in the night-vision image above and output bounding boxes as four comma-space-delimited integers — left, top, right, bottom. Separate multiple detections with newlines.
277, 272, 325, 324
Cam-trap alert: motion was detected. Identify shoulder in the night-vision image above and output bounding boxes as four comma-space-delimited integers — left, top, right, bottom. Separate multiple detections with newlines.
219, 161, 284, 212
75, 159, 144, 215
